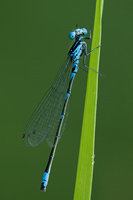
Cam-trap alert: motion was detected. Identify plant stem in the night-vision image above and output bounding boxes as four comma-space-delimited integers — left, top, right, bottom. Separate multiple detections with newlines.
73, 0, 104, 199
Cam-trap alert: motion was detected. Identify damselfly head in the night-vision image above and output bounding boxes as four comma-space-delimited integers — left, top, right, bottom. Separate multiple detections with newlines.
69, 28, 88, 40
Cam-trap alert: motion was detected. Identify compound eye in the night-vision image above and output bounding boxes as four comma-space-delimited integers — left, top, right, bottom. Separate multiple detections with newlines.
69, 31, 76, 39
81, 28, 88, 35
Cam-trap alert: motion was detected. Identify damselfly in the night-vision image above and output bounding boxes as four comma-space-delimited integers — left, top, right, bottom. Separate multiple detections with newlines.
22, 27, 101, 191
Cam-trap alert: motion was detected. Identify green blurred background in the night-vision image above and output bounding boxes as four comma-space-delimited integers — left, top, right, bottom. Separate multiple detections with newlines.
0, 0, 132, 199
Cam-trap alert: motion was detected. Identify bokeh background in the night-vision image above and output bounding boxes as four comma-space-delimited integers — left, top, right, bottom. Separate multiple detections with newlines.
0, 0, 132, 199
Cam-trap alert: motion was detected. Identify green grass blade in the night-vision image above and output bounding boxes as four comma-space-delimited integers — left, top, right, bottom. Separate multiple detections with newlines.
73, 0, 104, 200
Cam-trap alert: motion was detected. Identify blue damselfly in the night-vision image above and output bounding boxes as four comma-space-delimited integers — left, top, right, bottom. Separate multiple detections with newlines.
22, 28, 101, 191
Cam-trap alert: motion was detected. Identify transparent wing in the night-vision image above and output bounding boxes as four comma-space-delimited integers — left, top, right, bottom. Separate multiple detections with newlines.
22, 58, 72, 147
